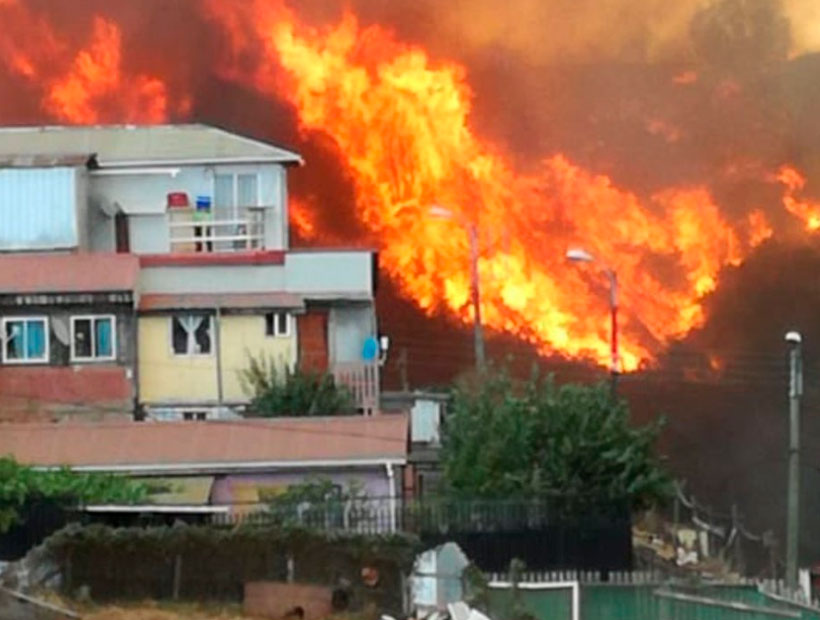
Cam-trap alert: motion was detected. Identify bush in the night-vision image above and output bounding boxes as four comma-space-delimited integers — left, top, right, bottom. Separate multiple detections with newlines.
241, 355, 356, 416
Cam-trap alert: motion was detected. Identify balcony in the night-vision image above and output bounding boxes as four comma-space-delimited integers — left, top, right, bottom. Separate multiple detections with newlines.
333, 361, 380, 416
168, 206, 265, 253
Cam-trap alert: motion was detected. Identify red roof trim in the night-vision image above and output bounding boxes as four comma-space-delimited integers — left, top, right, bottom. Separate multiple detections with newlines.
140, 251, 286, 267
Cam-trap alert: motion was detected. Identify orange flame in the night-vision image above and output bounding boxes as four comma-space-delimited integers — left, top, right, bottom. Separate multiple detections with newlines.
206, 0, 772, 370
289, 197, 319, 241
777, 165, 820, 231
0, 3, 168, 124
45, 17, 167, 124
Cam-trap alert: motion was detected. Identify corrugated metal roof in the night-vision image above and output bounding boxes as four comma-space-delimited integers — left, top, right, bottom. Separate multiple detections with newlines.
139, 292, 304, 311
0, 415, 409, 471
0, 125, 302, 167
0, 252, 140, 293
0, 153, 92, 168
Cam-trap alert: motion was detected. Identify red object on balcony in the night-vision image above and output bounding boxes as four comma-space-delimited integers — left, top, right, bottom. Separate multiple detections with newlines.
167, 192, 189, 208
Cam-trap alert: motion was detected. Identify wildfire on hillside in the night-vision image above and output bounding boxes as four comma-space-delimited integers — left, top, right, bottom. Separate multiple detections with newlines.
1, 0, 819, 372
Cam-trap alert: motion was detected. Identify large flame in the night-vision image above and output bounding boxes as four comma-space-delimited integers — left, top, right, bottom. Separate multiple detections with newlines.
0, 1, 168, 123
206, 0, 777, 369
777, 165, 820, 231
1, 0, 818, 371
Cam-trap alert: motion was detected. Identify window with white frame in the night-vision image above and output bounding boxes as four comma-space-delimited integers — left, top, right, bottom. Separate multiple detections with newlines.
214, 172, 259, 217
2, 317, 48, 363
265, 312, 291, 338
172, 314, 213, 356
71, 316, 116, 361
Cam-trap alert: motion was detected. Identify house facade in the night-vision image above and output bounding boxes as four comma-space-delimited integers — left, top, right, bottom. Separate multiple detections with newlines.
0, 415, 408, 524
0, 125, 381, 420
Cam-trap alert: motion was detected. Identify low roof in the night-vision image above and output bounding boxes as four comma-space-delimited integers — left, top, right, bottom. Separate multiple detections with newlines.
0, 415, 408, 474
0, 125, 302, 167
139, 292, 304, 311
0, 153, 91, 168
0, 253, 140, 295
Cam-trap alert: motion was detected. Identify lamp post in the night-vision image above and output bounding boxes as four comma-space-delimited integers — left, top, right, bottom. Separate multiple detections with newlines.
566, 248, 619, 396
785, 330, 803, 591
430, 205, 485, 370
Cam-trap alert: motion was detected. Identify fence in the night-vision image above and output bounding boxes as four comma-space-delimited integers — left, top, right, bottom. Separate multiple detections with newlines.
0, 495, 634, 573
485, 572, 820, 620
215, 495, 633, 573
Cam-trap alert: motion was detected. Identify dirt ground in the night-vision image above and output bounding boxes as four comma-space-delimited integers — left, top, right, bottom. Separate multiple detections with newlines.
82, 602, 250, 619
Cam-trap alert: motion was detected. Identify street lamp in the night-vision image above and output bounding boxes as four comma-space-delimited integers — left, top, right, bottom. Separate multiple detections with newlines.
566, 247, 619, 396
430, 205, 485, 370
785, 330, 803, 591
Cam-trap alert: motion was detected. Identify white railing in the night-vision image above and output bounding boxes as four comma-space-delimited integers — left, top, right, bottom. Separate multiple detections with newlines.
332, 361, 380, 415
168, 207, 265, 253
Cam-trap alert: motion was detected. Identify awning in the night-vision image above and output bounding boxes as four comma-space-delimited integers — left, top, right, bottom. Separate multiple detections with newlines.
141, 475, 215, 505
138, 292, 305, 311
83, 475, 219, 514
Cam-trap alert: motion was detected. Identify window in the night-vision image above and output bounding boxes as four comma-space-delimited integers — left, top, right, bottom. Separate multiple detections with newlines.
265, 312, 291, 337
71, 316, 115, 361
183, 411, 207, 421
214, 172, 259, 216
172, 314, 212, 356
2, 317, 48, 363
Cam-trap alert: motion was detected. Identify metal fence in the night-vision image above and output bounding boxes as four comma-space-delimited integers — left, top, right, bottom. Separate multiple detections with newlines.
211, 495, 629, 533
209, 495, 633, 572
2, 495, 634, 572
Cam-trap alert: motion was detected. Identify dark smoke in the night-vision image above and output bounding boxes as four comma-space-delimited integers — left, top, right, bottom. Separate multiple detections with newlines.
4, 0, 820, 569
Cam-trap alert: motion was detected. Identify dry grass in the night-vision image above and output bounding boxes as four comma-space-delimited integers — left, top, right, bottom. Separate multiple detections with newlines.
80, 601, 251, 620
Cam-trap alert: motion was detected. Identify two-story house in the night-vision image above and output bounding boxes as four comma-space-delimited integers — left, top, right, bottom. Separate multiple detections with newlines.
0, 124, 380, 421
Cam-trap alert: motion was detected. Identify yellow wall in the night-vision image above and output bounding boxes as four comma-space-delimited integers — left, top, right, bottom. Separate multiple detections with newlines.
138, 316, 218, 403
138, 314, 297, 405
220, 314, 297, 402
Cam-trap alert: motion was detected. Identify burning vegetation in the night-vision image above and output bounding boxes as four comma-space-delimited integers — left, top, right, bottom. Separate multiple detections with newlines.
1, 0, 820, 372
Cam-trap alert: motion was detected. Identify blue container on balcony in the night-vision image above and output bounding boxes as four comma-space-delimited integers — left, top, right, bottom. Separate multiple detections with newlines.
194, 196, 211, 222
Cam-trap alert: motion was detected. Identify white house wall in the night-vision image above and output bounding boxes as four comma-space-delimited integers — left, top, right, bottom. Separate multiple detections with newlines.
129, 214, 170, 254
0, 167, 80, 250
284, 252, 373, 297
90, 163, 286, 253
140, 251, 374, 299
140, 264, 287, 294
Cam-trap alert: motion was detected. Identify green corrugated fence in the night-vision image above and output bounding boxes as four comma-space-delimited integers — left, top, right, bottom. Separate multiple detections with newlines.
487, 583, 820, 620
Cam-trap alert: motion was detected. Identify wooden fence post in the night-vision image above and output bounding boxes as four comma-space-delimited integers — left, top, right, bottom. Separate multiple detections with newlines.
172, 554, 182, 601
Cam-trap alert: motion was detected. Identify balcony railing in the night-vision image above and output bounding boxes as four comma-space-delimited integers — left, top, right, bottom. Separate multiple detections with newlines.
168, 207, 265, 253
332, 361, 380, 415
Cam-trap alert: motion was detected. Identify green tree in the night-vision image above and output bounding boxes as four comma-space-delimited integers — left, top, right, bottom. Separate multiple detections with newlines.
241, 355, 357, 417
263, 477, 368, 529
441, 368, 672, 509
0, 457, 146, 532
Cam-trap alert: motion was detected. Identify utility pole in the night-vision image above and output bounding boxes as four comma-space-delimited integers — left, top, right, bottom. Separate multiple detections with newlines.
606, 268, 619, 398
785, 330, 803, 590
467, 223, 485, 371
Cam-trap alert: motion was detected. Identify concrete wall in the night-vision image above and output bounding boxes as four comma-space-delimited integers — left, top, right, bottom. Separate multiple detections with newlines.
129, 213, 169, 253
284, 252, 373, 297
137, 313, 296, 405
89, 163, 287, 253
139, 251, 375, 299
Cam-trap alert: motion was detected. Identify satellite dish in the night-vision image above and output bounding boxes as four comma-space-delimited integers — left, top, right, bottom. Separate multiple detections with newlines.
362, 337, 379, 361
52, 317, 70, 345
